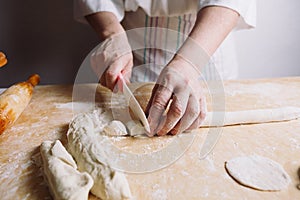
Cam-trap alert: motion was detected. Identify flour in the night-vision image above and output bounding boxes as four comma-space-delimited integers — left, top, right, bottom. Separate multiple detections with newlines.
54, 102, 96, 112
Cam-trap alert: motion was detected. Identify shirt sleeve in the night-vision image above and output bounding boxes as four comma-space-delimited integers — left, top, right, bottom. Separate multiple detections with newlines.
198, 0, 256, 30
74, 0, 125, 23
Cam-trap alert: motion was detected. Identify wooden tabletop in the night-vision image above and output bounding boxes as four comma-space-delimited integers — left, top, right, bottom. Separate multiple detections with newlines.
0, 77, 300, 199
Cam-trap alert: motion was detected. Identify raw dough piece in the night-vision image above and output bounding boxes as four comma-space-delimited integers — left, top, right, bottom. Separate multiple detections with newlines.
203, 107, 300, 127
40, 140, 93, 200
67, 113, 132, 200
103, 120, 128, 136
126, 120, 147, 136
225, 155, 291, 191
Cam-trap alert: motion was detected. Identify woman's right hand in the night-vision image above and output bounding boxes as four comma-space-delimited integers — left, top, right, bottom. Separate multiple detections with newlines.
90, 33, 133, 90
86, 12, 134, 91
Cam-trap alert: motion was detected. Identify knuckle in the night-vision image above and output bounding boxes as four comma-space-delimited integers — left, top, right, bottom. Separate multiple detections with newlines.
159, 73, 173, 87
106, 69, 117, 79
189, 106, 200, 119
152, 97, 168, 110
171, 102, 183, 118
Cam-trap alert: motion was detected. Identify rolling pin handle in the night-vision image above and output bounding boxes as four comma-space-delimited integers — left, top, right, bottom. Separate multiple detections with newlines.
27, 74, 40, 87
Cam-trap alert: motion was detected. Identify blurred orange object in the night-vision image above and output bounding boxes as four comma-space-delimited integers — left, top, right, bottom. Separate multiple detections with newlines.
0, 52, 8, 67
0, 74, 40, 135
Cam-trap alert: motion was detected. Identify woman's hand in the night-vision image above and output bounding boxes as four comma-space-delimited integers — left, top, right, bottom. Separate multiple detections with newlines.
146, 57, 207, 136
90, 33, 133, 90
86, 12, 133, 90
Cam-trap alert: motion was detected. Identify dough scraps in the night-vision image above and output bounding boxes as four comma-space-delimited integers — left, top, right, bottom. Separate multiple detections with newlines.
40, 140, 93, 200
103, 120, 128, 136
225, 155, 291, 191
67, 112, 132, 200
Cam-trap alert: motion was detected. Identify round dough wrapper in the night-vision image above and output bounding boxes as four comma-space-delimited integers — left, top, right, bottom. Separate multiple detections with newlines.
225, 155, 291, 191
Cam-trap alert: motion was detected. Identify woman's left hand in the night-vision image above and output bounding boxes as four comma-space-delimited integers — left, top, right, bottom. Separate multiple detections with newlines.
146, 57, 207, 136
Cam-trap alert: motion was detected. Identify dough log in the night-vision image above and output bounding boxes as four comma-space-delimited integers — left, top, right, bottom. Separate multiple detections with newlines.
40, 140, 93, 200
67, 113, 132, 200
202, 107, 300, 127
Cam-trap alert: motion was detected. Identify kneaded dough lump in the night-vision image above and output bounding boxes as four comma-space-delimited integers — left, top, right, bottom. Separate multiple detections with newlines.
67, 113, 132, 200
40, 140, 94, 200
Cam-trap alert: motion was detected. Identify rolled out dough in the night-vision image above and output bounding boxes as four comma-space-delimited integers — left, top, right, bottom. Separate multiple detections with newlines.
202, 107, 300, 127
40, 140, 93, 200
67, 113, 132, 200
225, 155, 291, 191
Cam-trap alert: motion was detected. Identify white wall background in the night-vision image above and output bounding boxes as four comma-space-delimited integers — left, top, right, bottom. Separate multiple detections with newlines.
234, 0, 300, 78
0, 0, 299, 87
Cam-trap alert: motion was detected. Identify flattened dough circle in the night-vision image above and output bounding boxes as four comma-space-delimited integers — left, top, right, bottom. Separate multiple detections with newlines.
225, 155, 291, 191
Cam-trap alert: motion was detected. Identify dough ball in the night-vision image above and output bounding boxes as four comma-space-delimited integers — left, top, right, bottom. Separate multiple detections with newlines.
126, 120, 147, 136
225, 155, 291, 191
102, 120, 128, 136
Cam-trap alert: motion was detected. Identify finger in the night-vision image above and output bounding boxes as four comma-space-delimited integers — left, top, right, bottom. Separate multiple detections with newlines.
170, 94, 200, 135
147, 84, 173, 136
157, 89, 189, 136
121, 58, 133, 84
187, 97, 207, 130
145, 84, 159, 116
105, 59, 124, 90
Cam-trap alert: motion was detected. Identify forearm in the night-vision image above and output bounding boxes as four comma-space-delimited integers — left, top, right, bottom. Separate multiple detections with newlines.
85, 11, 124, 41
184, 6, 239, 56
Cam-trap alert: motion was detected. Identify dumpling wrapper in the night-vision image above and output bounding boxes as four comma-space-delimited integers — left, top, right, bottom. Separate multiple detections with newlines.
225, 155, 291, 191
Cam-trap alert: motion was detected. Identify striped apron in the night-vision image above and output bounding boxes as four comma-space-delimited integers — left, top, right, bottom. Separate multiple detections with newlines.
121, 8, 238, 82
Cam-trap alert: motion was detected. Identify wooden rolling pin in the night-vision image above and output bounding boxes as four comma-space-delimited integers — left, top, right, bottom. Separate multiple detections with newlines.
0, 74, 40, 134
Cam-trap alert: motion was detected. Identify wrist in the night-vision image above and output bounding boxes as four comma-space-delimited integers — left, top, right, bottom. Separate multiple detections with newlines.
100, 24, 124, 41
167, 54, 203, 79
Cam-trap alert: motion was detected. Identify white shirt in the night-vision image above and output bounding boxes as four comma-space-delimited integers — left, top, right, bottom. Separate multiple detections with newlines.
74, 0, 256, 81
74, 0, 256, 30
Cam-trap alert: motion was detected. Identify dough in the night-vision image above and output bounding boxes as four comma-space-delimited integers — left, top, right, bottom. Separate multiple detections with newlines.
67, 113, 132, 200
202, 107, 300, 127
103, 120, 128, 136
126, 120, 147, 136
40, 140, 93, 200
225, 155, 291, 191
